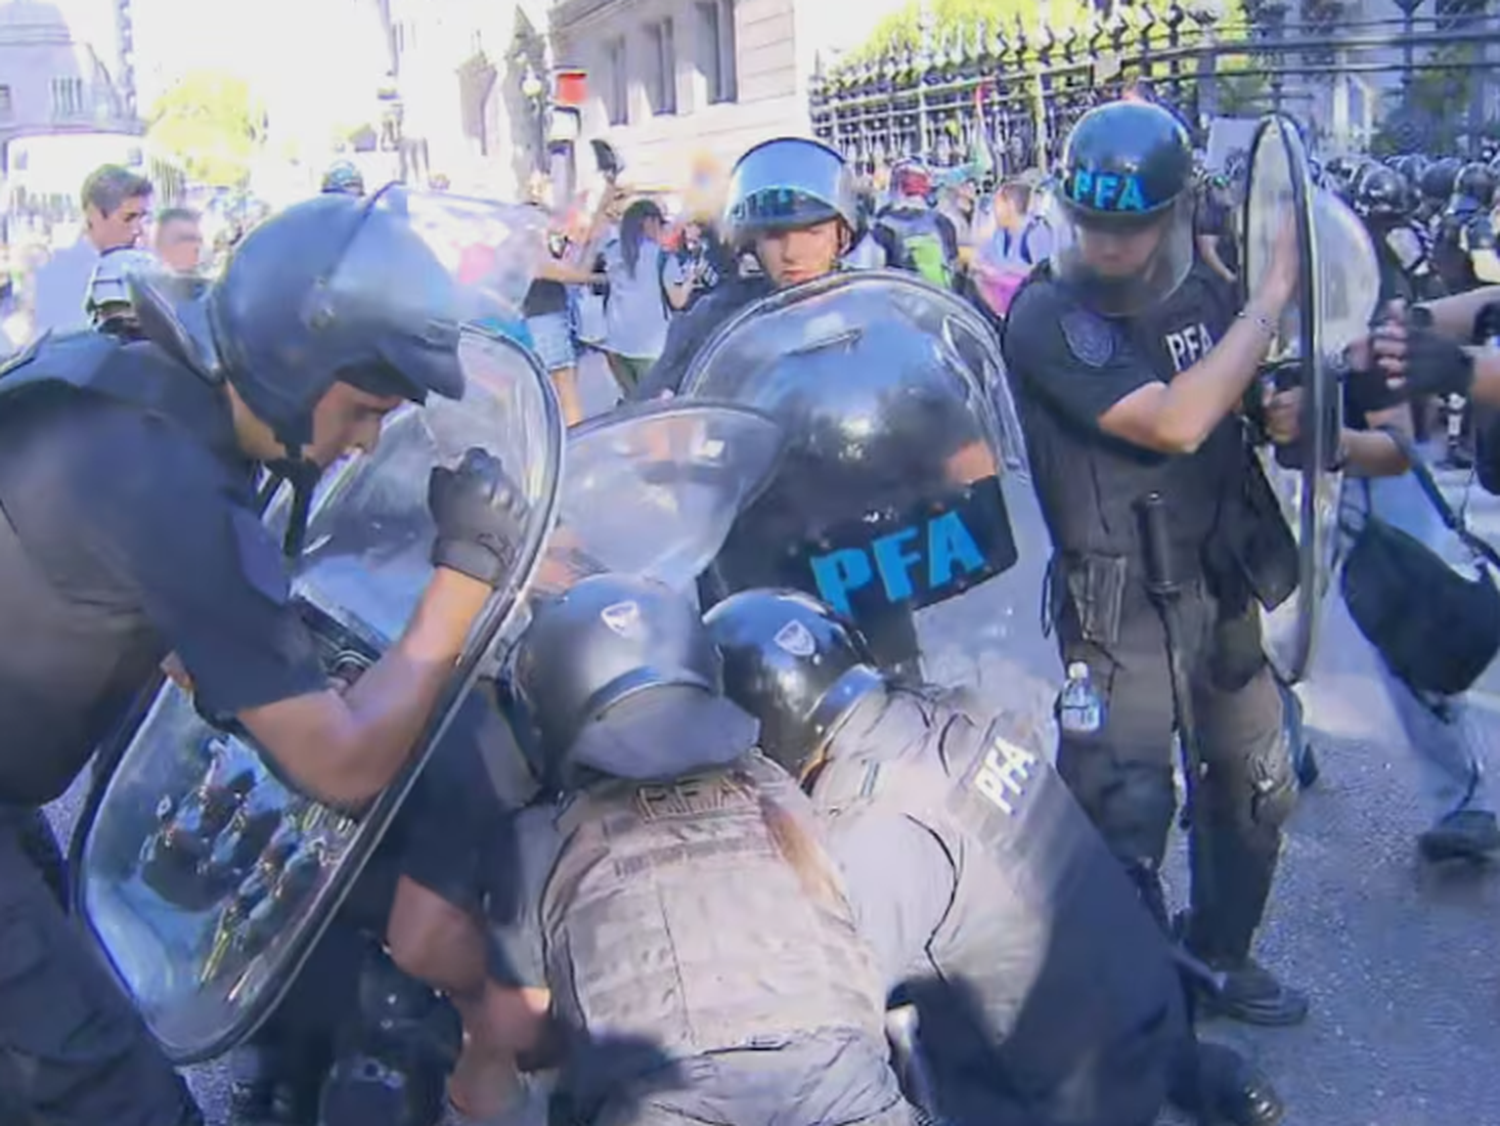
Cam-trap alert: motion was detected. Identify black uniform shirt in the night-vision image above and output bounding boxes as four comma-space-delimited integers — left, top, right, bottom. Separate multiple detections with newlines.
0, 342, 326, 805
1001, 262, 1242, 564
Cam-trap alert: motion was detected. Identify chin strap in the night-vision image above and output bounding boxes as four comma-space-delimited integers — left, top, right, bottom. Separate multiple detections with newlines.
263, 455, 322, 562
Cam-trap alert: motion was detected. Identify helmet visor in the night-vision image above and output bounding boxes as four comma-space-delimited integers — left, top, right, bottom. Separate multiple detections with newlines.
320, 185, 546, 401
1053, 193, 1195, 317
725, 138, 855, 242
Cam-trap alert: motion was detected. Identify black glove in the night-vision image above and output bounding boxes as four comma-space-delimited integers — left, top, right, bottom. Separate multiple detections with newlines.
1396, 306, 1475, 399
428, 448, 527, 586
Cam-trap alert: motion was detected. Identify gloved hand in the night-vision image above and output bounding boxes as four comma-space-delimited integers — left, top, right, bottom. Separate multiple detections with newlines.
428, 448, 528, 587
1382, 305, 1475, 400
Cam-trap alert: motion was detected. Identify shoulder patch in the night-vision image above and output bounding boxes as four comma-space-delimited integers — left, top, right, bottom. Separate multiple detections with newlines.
1060, 309, 1115, 368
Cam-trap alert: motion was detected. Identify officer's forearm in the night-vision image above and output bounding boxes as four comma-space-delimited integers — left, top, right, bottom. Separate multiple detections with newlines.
242, 569, 490, 806
1417, 286, 1500, 341
1104, 313, 1276, 454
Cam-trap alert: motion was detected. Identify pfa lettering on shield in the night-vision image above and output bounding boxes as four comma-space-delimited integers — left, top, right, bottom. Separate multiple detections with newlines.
809, 510, 986, 617
972, 735, 1038, 816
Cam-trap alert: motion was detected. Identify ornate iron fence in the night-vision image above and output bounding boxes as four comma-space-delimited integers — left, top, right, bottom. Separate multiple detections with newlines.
808, 2, 1500, 174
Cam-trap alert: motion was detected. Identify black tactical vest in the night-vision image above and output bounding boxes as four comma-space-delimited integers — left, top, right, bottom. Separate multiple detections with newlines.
0, 333, 250, 805
541, 751, 888, 1108
813, 689, 1183, 1126
1005, 262, 1248, 603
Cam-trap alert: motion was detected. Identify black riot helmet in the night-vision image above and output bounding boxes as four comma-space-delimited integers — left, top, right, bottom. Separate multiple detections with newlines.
1422, 158, 1463, 202
1053, 101, 1196, 314
206, 186, 475, 456
723, 136, 860, 248
1393, 153, 1430, 189
1354, 165, 1411, 223
514, 574, 754, 781
704, 588, 886, 778
1455, 162, 1497, 209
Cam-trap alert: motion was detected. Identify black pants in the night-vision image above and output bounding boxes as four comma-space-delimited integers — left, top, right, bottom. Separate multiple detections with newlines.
0, 806, 200, 1126
1055, 587, 1297, 963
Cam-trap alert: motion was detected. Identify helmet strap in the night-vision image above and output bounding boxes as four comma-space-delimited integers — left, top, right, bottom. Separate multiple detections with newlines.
264, 453, 322, 561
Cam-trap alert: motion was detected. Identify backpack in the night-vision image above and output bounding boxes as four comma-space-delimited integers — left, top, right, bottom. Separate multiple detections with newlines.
903, 231, 953, 289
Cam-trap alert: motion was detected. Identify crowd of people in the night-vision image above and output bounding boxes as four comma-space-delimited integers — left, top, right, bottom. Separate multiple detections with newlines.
2, 93, 1500, 1126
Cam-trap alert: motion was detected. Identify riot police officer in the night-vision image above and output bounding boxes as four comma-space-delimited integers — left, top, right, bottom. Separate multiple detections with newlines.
486, 573, 913, 1126
1351, 164, 1430, 306
1000, 101, 1308, 1026
705, 587, 1285, 1126
0, 188, 530, 1125
635, 136, 859, 399
873, 159, 961, 290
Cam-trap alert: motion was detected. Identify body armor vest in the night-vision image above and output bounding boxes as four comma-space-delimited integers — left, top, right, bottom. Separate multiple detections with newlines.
541, 751, 886, 1106
0, 333, 250, 805
1006, 263, 1248, 602
0, 330, 234, 436
812, 689, 1182, 1126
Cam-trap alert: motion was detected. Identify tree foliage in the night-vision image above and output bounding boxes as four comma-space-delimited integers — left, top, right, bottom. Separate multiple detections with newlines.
146, 71, 268, 188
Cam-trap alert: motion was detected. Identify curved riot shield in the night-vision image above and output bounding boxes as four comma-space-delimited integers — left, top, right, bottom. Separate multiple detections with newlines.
536, 399, 786, 595
680, 269, 1059, 731
1243, 114, 1379, 683
75, 329, 563, 1063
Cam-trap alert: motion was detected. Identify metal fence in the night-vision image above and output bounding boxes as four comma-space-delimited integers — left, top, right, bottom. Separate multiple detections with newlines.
808, 1, 1500, 174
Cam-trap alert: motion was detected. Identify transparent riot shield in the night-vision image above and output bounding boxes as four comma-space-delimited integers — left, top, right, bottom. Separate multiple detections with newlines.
75, 328, 563, 1063
681, 269, 1060, 734
536, 399, 787, 596
1243, 114, 1379, 683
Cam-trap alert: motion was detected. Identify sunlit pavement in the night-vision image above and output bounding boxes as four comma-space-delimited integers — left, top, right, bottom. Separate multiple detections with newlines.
46, 386, 1500, 1122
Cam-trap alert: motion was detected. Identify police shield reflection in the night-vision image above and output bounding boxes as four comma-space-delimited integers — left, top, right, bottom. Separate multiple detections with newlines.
680, 269, 1058, 729
1242, 114, 1380, 683
74, 328, 563, 1064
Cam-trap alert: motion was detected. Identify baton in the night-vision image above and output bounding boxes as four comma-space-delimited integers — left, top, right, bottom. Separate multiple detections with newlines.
1136, 493, 1224, 998
1136, 493, 1205, 827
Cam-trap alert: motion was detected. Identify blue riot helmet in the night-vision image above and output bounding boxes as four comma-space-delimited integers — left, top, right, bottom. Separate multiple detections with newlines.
705, 588, 885, 778
724, 136, 860, 250
513, 573, 753, 784
323, 160, 366, 196
1053, 101, 1197, 315
86, 246, 159, 338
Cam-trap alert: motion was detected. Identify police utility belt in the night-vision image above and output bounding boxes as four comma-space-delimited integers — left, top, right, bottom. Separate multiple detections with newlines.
1052, 455, 1298, 646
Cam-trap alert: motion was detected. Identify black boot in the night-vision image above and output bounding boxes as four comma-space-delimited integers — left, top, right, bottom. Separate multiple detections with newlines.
1171, 1040, 1285, 1126
1418, 808, 1500, 862
1196, 957, 1310, 1027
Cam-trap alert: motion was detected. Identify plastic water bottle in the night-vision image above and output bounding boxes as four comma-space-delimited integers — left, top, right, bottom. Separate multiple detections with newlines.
1058, 661, 1104, 735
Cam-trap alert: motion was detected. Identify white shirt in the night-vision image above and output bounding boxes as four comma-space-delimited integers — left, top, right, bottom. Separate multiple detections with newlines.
602, 237, 670, 361
30, 238, 100, 339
